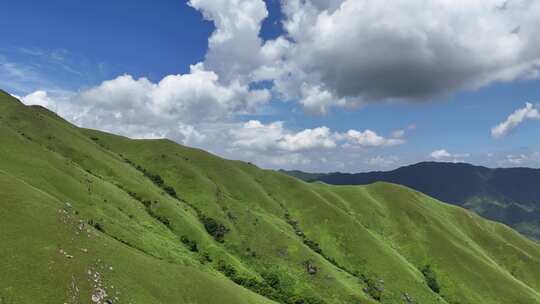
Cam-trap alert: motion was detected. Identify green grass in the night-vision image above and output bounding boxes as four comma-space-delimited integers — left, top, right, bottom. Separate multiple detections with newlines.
1, 91, 539, 303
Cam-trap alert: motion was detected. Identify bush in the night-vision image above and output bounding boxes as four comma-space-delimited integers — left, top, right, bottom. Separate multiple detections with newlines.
217, 260, 237, 278
128, 162, 180, 198
180, 235, 199, 252
147, 173, 164, 187
363, 278, 383, 301
303, 239, 322, 254
148, 210, 171, 228
421, 265, 440, 294
141, 200, 152, 208
88, 219, 104, 232
199, 251, 212, 263
163, 185, 177, 197
201, 216, 229, 242
215, 261, 326, 304
261, 272, 281, 289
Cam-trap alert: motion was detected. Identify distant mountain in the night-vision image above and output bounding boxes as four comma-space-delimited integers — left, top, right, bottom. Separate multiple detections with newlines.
282, 162, 540, 241
2, 91, 540, 304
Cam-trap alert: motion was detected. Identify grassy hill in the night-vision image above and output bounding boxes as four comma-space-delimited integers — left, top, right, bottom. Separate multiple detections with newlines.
1, 90, 540, 304
282, 162, 540, 241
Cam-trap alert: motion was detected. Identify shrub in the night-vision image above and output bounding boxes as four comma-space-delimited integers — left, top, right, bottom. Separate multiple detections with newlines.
147, 173, 164, 187
199, 251, 212, 263
215, 261, 326, 304
303, 239, 322, 254
261, 272, 281, 289
363, 278, 383, 301
298, 296, 326, 304
153, 213, 171, 227
217, 260, 237, 278
88, 219, 104, 232
163, 185, 177, 197
201, 216, 229, 242
421, 265, 440, 294
141, 200, 152, 208
180, 235, 199, 252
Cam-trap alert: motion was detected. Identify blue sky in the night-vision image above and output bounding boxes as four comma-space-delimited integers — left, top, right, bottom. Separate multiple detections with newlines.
2, 0, 540, 172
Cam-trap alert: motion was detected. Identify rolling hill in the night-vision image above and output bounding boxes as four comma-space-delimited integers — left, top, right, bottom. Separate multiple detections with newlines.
1, 90, 540, 304
283, 162, 540, 241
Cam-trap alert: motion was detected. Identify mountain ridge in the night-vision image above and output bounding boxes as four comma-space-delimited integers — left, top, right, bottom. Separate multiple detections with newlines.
282, 161, 540, 241
1, 90, 540, 304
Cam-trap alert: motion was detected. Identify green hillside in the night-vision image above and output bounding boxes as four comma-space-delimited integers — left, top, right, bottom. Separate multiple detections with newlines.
282, 163, 540, 241
1, 90, 539, 304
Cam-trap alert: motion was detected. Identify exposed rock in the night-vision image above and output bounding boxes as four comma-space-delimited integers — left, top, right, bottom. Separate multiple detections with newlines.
304, 260, 318, 275
403, 292, 415, 303
91, 288, 107, 303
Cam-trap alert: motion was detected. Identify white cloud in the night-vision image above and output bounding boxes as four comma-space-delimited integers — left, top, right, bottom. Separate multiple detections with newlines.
20, 90, 56, 109
344, 129, 404, 147
76, 63, 270, 123
230, 120, 337, 152
183, 0, 540, 114
187, 0, 287, 84
230, 120, 404, 153
430, 149, 470, 161
230, 120, 288, 151
430, 149, 452, 160
273, 0, 540, 111
491, 103, 540, 138
281, 126, 337, 151
299, 84, 339, 115
19, 63, 270, 146
226, 120, 405, 170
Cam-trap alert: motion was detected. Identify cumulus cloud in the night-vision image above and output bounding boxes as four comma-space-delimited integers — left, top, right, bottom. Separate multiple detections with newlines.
20, 90, 57, 109
430, 149, 452, 160
491, 102, 540, 138
226, 120, 406, 169
20, 64, 270, 145
230, 120, 337, 152
272, 0, 540, 111
231, 120, 404, 152
187, 0, 266, 82
181, 0, 540, 114
77, 63, 270, 123
430, 149, 470, 161
344, 130, 404, 147
187, 0, 291, 84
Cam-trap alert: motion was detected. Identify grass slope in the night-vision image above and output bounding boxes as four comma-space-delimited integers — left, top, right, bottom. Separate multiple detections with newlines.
1, 91, 539, 304
283, 162, 540, 241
